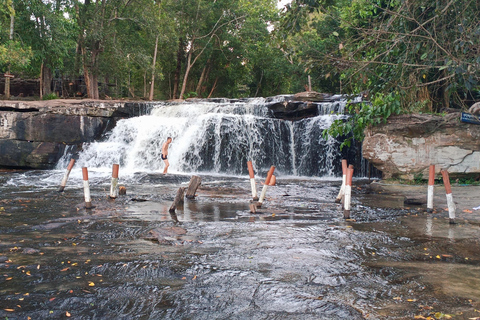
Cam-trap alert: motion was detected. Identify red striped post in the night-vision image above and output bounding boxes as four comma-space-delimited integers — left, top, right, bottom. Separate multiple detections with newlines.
344, 165, 354, 219
441, 169, 456, 224
58, 159, 75, 192
268, 174, 276, 186
247, 161, 258, 200
109, 164, 120, 199
427, 165, 435, 213
335, 159, 348, 203
82, 167, 93, 209
258, 166, 275, 206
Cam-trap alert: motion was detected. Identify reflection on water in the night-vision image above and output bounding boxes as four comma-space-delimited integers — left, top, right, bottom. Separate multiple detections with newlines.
0, 170, 480, 319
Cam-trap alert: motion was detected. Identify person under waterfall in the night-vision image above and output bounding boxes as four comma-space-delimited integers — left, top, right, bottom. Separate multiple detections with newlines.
161, 137, 172, 174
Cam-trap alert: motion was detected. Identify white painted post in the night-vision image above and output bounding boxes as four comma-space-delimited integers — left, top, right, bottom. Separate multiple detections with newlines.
109, 164, 119, 199
247, 161, 258, 201
441, 169, 456, 224
58, 159, 75, 192
344, 165, 354, 219
335, 159, 348, 203
82, 167, 93, 209
427, 164, 435, 213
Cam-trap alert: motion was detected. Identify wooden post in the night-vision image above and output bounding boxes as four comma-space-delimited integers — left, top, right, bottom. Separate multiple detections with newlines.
343, 165, 354, 219
169, 187, 185, 213
247, 161, 259, 200
335, 159, 348, 203
249, 202, 257, 213
4, 72, 14, 99
427, 165, 435, 213
82, 167, 93, 209
268, 174, 276, 186
109, 164, 119, 199
441, 169, 456, 224
258, 166, 275, 207
185, 175, 201, 199
58, 159, 75, 192
308, 75, 312, 91
119, 186, 127, 195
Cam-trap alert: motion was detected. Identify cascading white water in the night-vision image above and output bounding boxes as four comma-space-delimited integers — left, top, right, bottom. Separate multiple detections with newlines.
63, 98, 355, 177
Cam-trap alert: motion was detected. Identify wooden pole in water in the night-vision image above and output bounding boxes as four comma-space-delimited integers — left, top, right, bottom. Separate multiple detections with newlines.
82, 167, 93, 209
169, 187, 185, 213
335, 159, 348, 203
58, 159, 75, 192
185, 175, 202, 199
247, 161, 259, 200
343, 165, 354, 219
109, 164, 119, 199
268, 174, 276, 186
427, 164, 435, 213
258, 166, 275, 207
441, 169, 456, 224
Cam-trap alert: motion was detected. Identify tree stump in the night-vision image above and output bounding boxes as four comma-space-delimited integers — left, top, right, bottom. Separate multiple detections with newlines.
185, 175, 201, 199
169, 187, 185, 213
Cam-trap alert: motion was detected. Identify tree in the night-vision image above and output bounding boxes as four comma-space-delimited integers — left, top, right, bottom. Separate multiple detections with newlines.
280, 0, 480, 111
0, 0, 32, 98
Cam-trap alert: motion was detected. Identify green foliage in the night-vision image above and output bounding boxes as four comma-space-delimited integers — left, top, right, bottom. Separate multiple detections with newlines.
42, 93, 58, 100
0, 41, 32, 71
413, 173, 423, 184
323, 92, 401, 149
281, 0, 480, 110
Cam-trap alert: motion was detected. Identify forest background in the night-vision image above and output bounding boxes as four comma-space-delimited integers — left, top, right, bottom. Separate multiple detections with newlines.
0, 0, 479, 114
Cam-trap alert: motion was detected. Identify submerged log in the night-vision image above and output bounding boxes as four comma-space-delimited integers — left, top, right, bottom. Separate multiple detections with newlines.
169, 187, 185, 213
185, 175, 201, 199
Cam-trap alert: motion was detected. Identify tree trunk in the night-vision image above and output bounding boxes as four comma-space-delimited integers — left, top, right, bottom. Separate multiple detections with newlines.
172, 38, 183, 99
179, 50, 192, 99
9, 3, 14, 40
196, 58, 210, 96
41, 63, 53, 97
149, 35, 159, 101
207, 77, 218, 98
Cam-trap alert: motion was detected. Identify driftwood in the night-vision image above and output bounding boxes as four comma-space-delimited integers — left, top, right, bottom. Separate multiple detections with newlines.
169, 187, 185, 213
185, 175, 202, 199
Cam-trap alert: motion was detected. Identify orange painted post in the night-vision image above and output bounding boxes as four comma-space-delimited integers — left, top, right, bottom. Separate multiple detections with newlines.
109, 164, 120, 199
258, 166, 275, 206
335, 159, 348, 203
343, 165, 354, 219
427, 165, 435, 213
82, 167, 93, 209
441, 169, 455, 224
268, 175, 276, 186
247, 161, 258, 200
58, 159, 75, 192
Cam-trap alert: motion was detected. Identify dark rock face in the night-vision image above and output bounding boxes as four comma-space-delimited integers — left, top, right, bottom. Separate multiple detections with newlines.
0, 100, 152, 169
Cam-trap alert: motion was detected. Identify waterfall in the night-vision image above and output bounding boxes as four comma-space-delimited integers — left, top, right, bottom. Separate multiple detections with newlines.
64, 97, 368, 177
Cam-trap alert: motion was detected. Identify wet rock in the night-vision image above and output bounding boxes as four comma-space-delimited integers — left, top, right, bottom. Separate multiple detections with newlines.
144, 226, 187, 244
293, 91, 332, 102
0, 100, 154, 169
22, 248, 40, 254
0, 255, 8, 262
363, 113, 480, 180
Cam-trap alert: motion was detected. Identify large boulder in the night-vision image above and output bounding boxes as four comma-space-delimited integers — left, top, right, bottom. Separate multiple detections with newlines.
0, 99, 153, 169
362, 113, 480, 180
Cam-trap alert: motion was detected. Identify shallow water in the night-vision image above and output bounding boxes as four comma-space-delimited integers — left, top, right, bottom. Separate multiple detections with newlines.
0, 170, 479, 319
